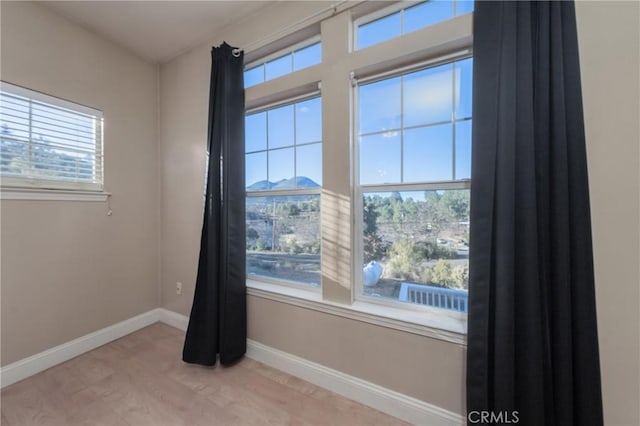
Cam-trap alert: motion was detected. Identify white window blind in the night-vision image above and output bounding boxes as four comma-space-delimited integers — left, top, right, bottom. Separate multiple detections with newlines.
0, 82, 103, 191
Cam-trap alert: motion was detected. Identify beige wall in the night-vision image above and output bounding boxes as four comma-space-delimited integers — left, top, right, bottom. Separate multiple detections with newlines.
160, 1, 639, 423
0, 2, 159, 365
576, 2, 640, 425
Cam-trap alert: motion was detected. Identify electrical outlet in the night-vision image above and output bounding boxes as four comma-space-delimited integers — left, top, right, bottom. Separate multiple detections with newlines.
176, 282, 183, 295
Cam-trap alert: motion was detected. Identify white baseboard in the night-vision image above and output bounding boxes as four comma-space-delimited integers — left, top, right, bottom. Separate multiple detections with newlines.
246, 338, 464, 426
1, 307, 464, 426
159, 307, 189, 331
158, 309, 464, 426
0, 309, 162, 388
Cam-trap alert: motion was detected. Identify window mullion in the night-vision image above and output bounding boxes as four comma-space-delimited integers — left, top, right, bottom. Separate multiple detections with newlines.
452, 62, 457, 180
28, 100, 33, 175
400, 75, 404, 184
293, 103, 297, 187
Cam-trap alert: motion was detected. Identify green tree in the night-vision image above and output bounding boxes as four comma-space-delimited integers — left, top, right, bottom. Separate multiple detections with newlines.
288, 203, 301, 216
363, 198, 386, 262
440, 190, 470, 219
416, 193, 451, 239
247, 227, 259, 240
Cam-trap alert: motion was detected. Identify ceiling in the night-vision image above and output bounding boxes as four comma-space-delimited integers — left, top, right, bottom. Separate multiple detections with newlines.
39, 1, 276, 64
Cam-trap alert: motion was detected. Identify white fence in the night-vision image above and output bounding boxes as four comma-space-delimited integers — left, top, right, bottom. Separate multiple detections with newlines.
398, 282, 468, 313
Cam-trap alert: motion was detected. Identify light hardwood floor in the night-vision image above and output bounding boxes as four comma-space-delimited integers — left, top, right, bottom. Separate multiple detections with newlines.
1, 323, 407, 426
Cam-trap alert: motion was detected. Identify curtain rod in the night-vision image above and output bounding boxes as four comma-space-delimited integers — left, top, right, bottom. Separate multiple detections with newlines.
241, 1, 350, 53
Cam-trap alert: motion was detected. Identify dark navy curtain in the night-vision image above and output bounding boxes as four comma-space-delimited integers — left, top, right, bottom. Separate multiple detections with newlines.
183, 42, 246, 366
467, 2, 603, 425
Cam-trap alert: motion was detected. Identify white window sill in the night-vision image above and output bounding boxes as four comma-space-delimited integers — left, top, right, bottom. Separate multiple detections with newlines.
246, 279, 467, 345
0, 187, 110, 202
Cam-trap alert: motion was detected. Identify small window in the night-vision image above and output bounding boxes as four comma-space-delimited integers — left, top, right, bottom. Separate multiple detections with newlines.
245, 96, 322, 287
357, 57, 472, 311
244, 40, 322, 88
0, 82, 103, 191
356, 0, 474, 50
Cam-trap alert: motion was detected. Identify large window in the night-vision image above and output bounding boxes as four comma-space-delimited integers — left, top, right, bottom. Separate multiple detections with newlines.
245, 96, 322, 287
0, 82, 103, 191
356, 58, 472, 311
244, 0, 473, 334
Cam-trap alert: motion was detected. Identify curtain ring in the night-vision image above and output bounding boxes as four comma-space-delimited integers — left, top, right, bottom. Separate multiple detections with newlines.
232, 48, 241, 58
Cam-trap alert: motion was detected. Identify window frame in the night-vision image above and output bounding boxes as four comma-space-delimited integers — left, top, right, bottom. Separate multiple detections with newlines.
245, 92, 323, 291
0, 81, 104, 193
352, 52, 472, 316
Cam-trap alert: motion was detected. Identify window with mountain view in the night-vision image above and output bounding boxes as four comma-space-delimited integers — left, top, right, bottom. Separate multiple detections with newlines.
0, 82, 103, 191
358, 57, 472, 311
245, 96, 322, 286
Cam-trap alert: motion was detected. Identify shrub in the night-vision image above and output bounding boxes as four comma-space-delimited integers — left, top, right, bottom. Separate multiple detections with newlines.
414, 240, 438, 260
385, 240, 422, 281
436, 245, 457, 259
430, 259, 454, 287
309, 241, 321, 255
418, 267, 433, 284
451, 264, 469, 289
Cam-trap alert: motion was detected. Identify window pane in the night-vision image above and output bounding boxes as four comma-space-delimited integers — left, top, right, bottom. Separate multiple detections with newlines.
359, 132, 401, 184
245, 112, 267, 152
455, 0, 474, 15
268, 104, 294, 149
265, 54, 292, 81
404, 0, 454, 33
455, 120, 471, 180
403, 63, 453, 127
455, 57, 473, 120
246, 194, 321, 286
358, 13, 401, 49
403, 124, 453, 182
296, 143, 322, 187
244, 65, 264, 88
246, 151, 267, 190
296, 97, 321, 144
361, 189, 469, 311
294, 42, 321, 71
359, 77, 401, 134
268, 147, 294, 188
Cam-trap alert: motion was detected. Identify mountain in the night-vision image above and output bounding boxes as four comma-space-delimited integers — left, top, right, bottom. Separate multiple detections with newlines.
272, 176, 319, 189
246, 176, 319, 191
246, 179, 270, 191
